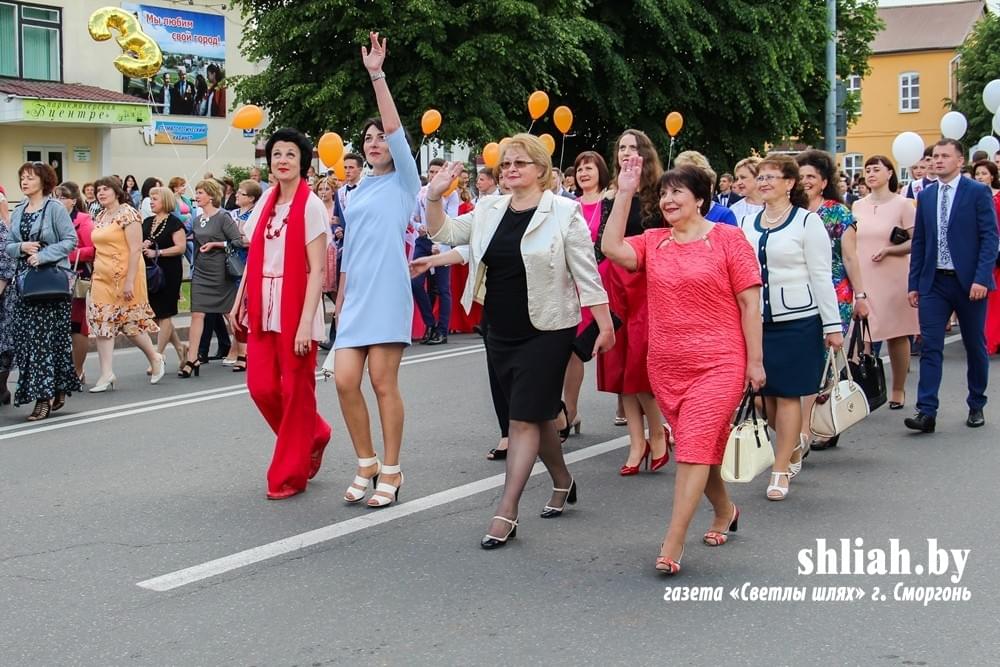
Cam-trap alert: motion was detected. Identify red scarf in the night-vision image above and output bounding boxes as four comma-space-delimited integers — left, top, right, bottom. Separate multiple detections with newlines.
245, 178, 310, 341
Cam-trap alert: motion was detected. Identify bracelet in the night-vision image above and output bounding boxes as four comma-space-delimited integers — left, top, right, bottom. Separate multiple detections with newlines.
370, 71, 386, 82
426, 196, 441, 202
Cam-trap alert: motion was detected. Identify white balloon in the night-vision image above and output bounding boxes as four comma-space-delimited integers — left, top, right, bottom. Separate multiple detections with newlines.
892, 131, 926, 168
983, 79, 1000, 114
978, 135, 1000, 156
940, 111, 968, 140
993, 109, 1000, 136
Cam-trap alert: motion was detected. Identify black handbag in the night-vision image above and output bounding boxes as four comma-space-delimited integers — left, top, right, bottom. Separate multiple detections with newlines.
225, 244, 245, 279
17, 201, 73, 303
573, 312, 623, 362
889, 226, 910, 245
845, 319, 887, 411
145, 245, 164, 295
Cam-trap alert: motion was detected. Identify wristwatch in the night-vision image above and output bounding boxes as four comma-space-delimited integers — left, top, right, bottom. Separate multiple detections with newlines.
855, 292, 867, 299
370, 71, 386, 82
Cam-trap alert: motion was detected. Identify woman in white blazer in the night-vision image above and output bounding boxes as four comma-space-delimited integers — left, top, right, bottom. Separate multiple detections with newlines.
737, 154, 844, 501
426, 134, 614, 549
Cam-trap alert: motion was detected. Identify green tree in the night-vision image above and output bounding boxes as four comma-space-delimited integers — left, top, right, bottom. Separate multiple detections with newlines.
953, 11, 1000, 144
230, 0, 880, 172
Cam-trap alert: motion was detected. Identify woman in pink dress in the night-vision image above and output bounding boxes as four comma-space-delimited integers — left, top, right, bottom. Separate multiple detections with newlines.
555, 150, 611, 440
602, 159, 764, 576
853, 156, 918, 408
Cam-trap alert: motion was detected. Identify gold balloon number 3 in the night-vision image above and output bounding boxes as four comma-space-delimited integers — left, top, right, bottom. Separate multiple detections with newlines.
88, 6, 163, 79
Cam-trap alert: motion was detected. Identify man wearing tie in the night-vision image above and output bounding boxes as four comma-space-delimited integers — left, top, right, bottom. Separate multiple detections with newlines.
171, 66, 195, 115
906, 139, 999, 432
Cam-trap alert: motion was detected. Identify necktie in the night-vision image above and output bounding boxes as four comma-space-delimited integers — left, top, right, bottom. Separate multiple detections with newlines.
938, 184, 952, 267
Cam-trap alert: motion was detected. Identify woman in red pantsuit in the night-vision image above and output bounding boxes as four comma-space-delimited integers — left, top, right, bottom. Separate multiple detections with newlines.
231, 128, 332, 500
596, 130, 669, 473
972, 160, 1000, 354
603, 161, 764, 576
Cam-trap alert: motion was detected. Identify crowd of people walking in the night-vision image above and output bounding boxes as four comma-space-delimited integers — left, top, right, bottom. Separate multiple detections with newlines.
1, 32, 997, 577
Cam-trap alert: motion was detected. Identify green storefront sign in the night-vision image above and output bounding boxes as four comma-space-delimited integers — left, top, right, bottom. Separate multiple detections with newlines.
21, 99, 151, 125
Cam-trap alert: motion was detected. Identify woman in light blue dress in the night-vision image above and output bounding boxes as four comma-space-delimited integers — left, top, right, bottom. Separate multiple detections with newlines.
333, 32, 421, 509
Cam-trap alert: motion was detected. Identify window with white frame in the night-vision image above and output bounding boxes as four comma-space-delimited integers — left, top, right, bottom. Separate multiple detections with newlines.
847, 74, 862, 114
0, 2, 61, 81
899, 72, 920, 113
842, 154, 863, 182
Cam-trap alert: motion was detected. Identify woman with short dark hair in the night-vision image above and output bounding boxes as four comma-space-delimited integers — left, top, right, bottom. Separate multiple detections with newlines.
138, 177, 161, 219
123, 174, 141, 208
5, 162, 80, 420
231, 127, 332, 499
603, 161, 763, 575
88, 176, 163, 393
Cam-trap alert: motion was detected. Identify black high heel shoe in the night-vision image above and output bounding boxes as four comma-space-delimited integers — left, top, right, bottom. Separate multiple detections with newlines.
232, 355, 247, 372
540, 479, 577, 518
26, 399, 52, 422
51, 391, 66, 412
557, 402, 581, 442
481, 516, 518, 549
178, 360, 201, 378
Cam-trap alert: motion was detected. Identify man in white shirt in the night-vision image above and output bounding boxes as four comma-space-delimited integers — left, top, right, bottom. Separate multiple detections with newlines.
412, 158, 460, 344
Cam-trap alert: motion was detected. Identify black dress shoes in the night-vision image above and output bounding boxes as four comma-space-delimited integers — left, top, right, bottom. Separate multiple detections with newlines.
967, 408, 985, 428
425, 332, 447, 345
904, 412, 936, 433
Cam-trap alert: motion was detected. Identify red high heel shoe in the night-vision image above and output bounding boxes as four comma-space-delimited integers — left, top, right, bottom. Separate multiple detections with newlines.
655, 547, 684, 576
266, 485, 304, 500
650, 428, 672, 472
308, 422, 333, 480
620, 441, 651, 476
703, 504, 740, 546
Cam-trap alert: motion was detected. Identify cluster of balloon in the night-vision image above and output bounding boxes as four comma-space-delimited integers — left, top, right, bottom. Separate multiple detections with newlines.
979, 80, 1000, 155
665, 111, 684, 163
88, 6, 163, 79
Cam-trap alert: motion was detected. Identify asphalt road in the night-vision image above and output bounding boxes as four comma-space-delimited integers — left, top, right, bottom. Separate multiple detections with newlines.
1, 334, 997, 666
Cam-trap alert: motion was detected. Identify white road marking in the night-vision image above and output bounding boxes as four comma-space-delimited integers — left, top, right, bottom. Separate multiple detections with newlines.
136, 435, 629, 592
0, 345, 485, 441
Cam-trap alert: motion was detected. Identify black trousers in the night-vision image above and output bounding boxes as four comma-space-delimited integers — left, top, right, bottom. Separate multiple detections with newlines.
199, 313, 231, 359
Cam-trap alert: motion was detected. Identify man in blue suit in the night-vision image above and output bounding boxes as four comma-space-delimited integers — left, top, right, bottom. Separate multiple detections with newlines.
906, 139, 999, 432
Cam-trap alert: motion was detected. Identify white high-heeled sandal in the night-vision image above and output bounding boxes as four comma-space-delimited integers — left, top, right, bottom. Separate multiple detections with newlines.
367, 464, 403, 508
344, 456, 380, 503
766, 471, 791, 501
789, 434, 807, 478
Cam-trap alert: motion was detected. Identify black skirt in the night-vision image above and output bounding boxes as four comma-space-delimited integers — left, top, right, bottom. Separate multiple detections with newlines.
760, 316, 826, 398
486, 327, 575, 423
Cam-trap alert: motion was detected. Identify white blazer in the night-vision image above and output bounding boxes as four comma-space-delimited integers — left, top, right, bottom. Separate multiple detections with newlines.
431, 190, 608, 331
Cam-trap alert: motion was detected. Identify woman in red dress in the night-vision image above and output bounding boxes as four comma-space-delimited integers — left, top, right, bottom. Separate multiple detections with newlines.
596, 130, 669, 474
973, 160, 1000, 354
602, 160, 764, 576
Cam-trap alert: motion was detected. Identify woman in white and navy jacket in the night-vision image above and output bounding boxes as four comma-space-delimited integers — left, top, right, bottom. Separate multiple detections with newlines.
738, 154, 843, 502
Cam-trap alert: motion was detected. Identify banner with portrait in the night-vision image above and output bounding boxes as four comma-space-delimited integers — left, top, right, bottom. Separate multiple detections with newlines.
120, 3, 226, 118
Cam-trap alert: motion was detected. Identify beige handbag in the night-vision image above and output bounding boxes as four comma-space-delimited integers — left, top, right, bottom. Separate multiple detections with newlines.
70, 252, 91, 299
810, 348, 870, 439
721, 387, 774, 483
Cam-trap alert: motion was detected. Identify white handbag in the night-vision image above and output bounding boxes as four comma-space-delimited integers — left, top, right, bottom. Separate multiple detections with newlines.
721, 387, 775, 483
809, 347, 870, 439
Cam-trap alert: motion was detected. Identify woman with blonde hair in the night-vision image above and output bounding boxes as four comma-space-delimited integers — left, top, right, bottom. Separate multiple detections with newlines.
426, 133, 614, 549
88, 176, 162, 392
729, 156, 765, 222
142, 186, 188, 367
595, 129, 669, 475
180, 179, 244, 377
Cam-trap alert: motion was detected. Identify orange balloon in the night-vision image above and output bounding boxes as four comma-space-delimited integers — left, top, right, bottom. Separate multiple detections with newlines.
231, 104, 264, 130
443, 177, 460, 197
553, 106, 573, 134
318, 132, 345, 167
528, 91, 549, 120
422, 109, 442, 135
482, 142, 501, 168
665, 111, 684, 138
333, 160, 346, 180
539, 133, 556, 156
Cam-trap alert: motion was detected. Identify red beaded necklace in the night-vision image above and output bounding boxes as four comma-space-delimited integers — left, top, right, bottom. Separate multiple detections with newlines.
264, 207, 288, 240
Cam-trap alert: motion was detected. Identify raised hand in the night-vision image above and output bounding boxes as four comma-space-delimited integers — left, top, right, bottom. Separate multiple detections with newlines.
427, 161, 463, 199
617, 155, 643, 195
361, 32, 387, 73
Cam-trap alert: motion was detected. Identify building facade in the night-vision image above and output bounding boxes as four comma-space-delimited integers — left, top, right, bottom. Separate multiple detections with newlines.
838, 0, 986, 180
0, 0, 258, 194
